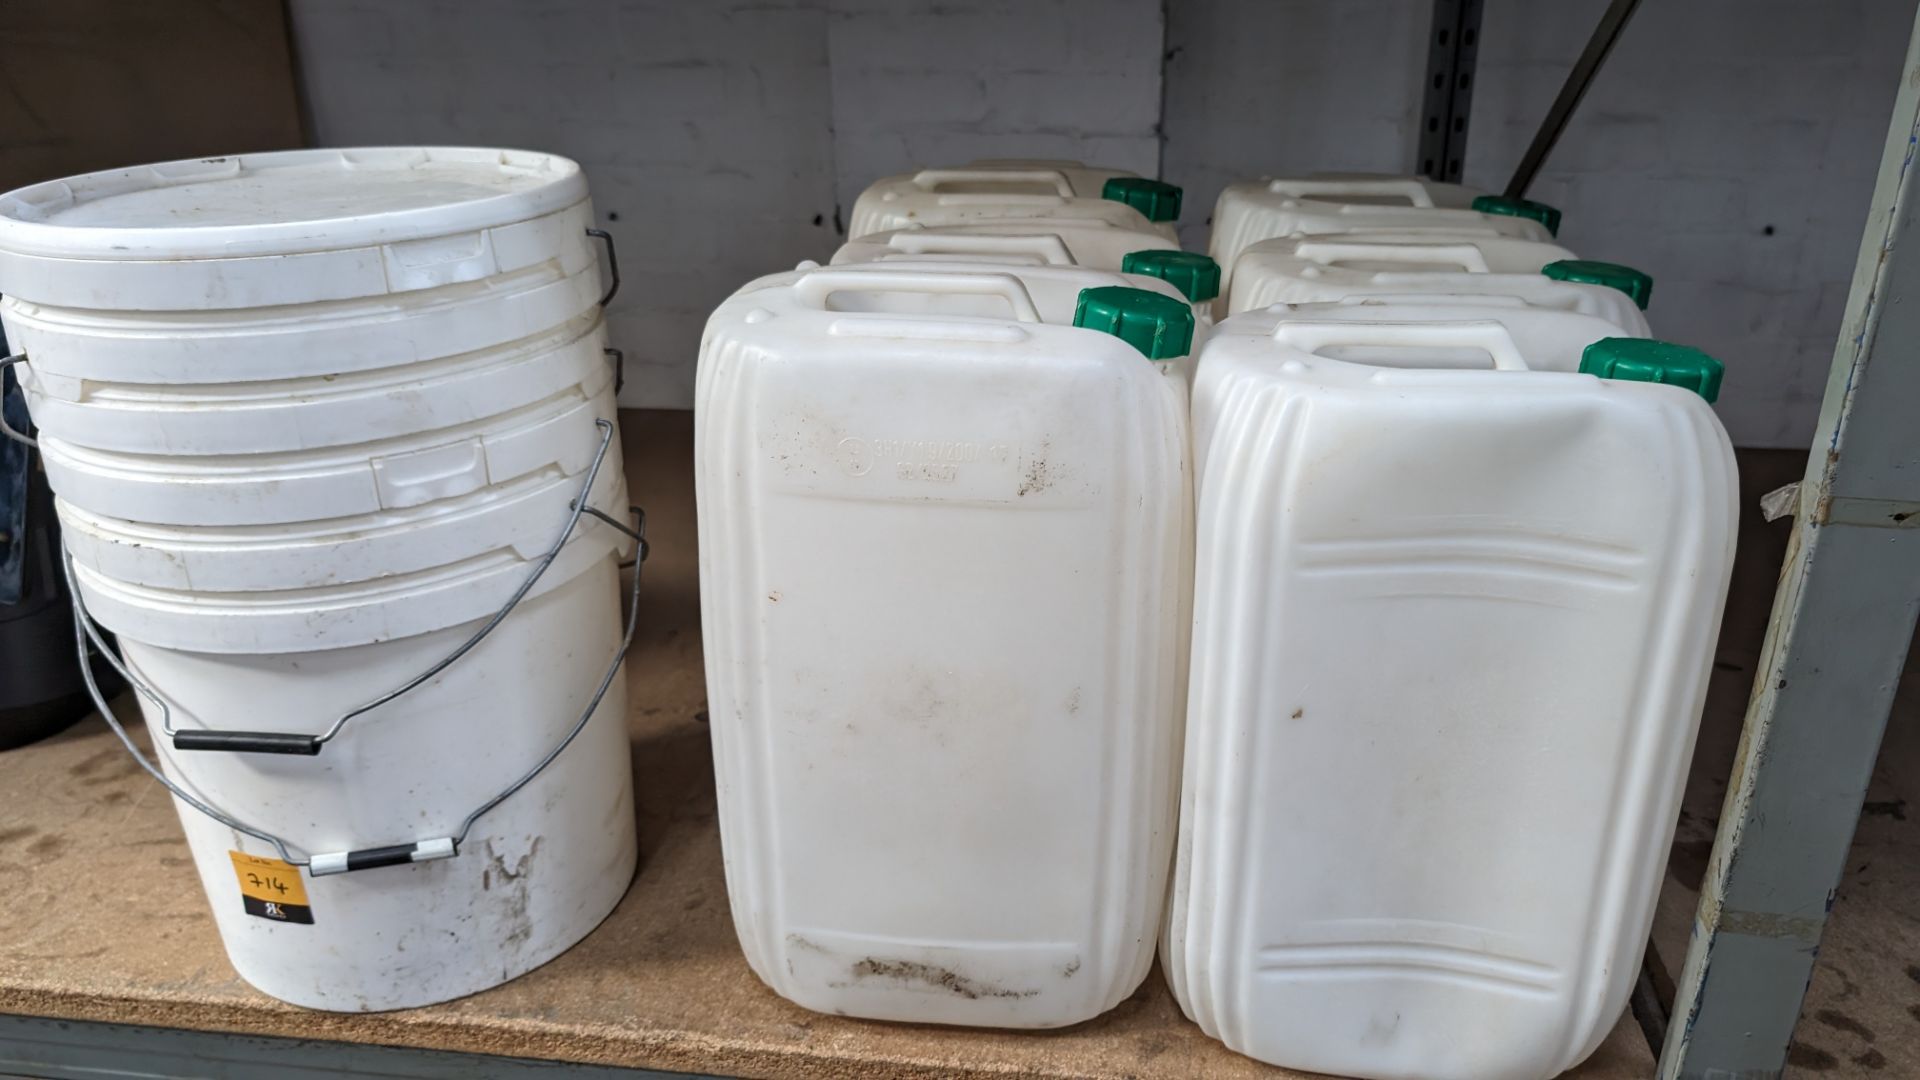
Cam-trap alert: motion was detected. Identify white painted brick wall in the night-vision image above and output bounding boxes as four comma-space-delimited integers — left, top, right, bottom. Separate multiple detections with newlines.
1467, 0, 1913, 448
286, 0, 1906, 442
1161, 0, 1429, 250
287, 0, 841, 410
825, 0, 1164, 215
289, 0, 1164, 409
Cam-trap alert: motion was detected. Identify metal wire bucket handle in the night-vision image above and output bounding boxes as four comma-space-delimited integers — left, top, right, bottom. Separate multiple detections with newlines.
587, 226, 621, 307
66, 417, 648, 876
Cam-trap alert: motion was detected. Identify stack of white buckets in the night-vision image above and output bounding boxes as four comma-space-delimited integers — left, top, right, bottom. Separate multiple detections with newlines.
0, 148, 639, 1011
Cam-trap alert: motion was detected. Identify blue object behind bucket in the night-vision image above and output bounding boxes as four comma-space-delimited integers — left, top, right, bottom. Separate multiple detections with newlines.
1, 331, 27, 605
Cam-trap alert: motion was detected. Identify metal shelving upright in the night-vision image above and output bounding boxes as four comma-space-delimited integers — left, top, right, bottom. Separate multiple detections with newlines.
1653, 8, 1920, 1078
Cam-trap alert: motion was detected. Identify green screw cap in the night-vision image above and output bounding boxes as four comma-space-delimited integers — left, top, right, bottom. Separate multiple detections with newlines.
1120, 249, 1221, 303
1472, 194, 1563, 236
1073, 286, 1195, 360
1543, 259, 1653, 310
1580, 338, 1723, 403
1103, 177, 1183, 223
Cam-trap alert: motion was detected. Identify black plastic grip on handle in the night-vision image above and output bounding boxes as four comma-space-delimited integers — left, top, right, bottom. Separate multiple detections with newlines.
587, 227, 620, 307
172, 730, 323, 755
345, 844, 424, 872
604, 347, 625, 395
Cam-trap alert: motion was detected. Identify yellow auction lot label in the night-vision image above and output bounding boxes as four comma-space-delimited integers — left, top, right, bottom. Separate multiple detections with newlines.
229, 850, 314, 924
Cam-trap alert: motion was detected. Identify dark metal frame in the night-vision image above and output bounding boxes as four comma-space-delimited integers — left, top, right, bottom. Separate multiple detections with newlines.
1656, 8, 1920, 1077
1502, 0, 1644, 199
0, 1014, 717, 1080
1417, 0, 1483, 184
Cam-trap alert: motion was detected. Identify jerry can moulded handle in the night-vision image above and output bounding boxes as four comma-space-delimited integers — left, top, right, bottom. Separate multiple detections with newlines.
912, 168, 1076, 198
1272, 318, 1532, 372
792, 269, 1044, 324
1266, 177, 1438, 208
885, 231, 1076, 265
1292, 239, 1493, 273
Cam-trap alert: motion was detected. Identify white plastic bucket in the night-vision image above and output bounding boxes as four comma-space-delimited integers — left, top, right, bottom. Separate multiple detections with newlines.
1173, 318, 1735, 1079
119, 553, 636, 1011
39, 375, 618, 527
0, 146, 638, 1013
57, 461, 627, 593
0, 148, 598, 311
2, 256, 602, 400
72, 517, 621, 654
59, 412, 636, 1010
1208, 184, 1553, 295
17, 307, 611, 457
1224, 235, 1651, 335
831, 219, 1178, 272
696, 267, 1189, 1028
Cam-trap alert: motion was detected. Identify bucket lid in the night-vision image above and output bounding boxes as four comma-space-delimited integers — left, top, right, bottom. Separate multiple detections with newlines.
0, 148, 587, 263
39, 377, 618, 527
59, 459, 626, 593
20, 311, 609, 457
73, 526, 622, 655
1121, 249, 1221, 302
1543, 259, 1653, 310
1103, 177, 1183, 223
1580, 337, 1723, 402
1073, 286, 1194, 359
1472, 194, 1562, 236
3, 257, 601, 389
0, 150, 595, 312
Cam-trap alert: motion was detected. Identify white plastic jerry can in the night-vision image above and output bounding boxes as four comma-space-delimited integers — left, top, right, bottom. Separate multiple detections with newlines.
730, 259, 1197, 333
1209, 186, 1556, 296
1236, 229, 1574, 281
959, 158, 1137, 193
695, 268, 1193, 1028
1172, 320, 1736, 1080
1257, 174, 1487, 209
1226, 234, 1653, 336
772, 252, 1215, 364
1259, 296, 1638, 370
1263, 175, 1564, 235
1193, 300, 1650, 482
809, 247, 1217, 345
867, 159, 1144, 201
831, 218, 1179, 272
847, 164, 1182, 242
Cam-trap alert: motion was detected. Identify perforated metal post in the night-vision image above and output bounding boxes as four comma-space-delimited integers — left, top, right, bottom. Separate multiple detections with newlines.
1417, 0, 1482, 184
1658, 9, 1920, 1077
